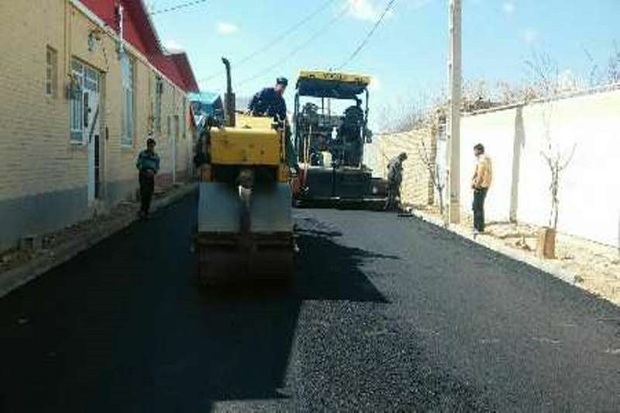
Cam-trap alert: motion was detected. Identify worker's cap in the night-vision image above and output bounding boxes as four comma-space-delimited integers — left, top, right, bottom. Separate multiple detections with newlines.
276, 77, 288, 86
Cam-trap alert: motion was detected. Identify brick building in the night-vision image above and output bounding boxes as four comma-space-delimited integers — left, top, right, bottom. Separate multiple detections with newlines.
0, 0, 199, 251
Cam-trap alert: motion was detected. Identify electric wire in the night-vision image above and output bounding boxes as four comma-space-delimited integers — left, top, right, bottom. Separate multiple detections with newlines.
236, 4, 351, 88
337, 0, 396, 70
197, 0, 340, 84
150, 0, 210, 16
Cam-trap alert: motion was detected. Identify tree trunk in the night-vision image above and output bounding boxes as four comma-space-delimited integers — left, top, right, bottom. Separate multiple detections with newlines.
438, 188, 444, 216
536, 226, 556, 259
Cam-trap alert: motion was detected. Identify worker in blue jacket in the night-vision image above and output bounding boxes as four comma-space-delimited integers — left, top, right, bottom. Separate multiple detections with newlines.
248, 77, 288, 120
247, 77, 300, 175
135, 138, 160, 219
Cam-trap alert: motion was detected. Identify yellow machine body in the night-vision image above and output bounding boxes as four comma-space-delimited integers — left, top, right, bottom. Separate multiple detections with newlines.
297, 70, 372, 86
210, 124, 281, 167
195, 112, 294, 285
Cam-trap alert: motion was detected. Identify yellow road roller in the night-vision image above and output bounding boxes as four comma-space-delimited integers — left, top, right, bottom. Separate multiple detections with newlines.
194, 58, 295, 285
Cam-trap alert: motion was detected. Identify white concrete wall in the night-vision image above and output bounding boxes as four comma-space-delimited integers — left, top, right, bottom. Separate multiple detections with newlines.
459, 89, 620, 247
460, 109, 518, 223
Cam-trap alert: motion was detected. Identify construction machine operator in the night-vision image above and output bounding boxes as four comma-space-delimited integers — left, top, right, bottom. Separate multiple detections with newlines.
385, 152, 408, 211
247, 77, 300, 175
340, 99, 365, 166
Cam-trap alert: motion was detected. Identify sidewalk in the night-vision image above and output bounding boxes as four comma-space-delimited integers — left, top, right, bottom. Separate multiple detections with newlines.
0, 182, 198, 298
406, 206, 620, 307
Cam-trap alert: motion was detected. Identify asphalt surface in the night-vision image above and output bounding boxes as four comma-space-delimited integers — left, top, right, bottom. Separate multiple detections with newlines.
0, 193, 618, 412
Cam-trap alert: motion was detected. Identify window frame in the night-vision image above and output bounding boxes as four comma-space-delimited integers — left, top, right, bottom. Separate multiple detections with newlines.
174, 114, 180, 141
121, 53, 135, 148
154, 75, 163, 133
69, 59, 84, 144
182, 99, 187, 139
46, 46, 58, 98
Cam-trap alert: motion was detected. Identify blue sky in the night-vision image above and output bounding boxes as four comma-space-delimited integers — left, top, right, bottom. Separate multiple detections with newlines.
148, 0, 619, 128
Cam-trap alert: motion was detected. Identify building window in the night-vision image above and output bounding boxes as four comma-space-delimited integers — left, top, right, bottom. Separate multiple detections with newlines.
174, 115, 180, 140
121, 53, 134, 146
154, 76, 163, 132
70, 60, 84, 143
182, 99, 187, 139
84, 67, 99, 93
69, 60, 100, 143
167, 115, 171, 137
46, 47, 58, 97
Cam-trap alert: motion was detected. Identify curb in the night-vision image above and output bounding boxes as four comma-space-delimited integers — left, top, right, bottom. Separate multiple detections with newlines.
0, 183, 198, 298
408, 209, 580, 287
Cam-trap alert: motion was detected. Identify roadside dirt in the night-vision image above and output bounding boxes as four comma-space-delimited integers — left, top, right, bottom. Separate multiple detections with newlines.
414, 205, 620, 306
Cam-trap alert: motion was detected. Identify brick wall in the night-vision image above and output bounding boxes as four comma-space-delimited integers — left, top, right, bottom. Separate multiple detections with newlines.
0, 0, 78, 200
365, 127, 437, 207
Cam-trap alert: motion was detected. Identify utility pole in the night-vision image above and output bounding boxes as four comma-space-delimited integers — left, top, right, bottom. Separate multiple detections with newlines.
447, 0, 462, 224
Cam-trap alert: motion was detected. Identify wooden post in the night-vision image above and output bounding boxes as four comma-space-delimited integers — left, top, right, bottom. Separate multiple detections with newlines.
536, 227, 556, 259
447, 0, 462, 224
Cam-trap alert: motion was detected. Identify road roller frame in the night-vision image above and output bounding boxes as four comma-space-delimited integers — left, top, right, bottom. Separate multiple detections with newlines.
193, 58, 296, 285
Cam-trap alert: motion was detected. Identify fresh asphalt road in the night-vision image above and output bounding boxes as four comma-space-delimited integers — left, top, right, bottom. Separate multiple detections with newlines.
0, 193, 618, 412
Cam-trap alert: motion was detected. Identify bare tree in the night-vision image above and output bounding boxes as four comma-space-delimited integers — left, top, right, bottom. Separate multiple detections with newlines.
393, 109, 427, 132
461, 78, 498, 111
607, 41, 620, 83
525, 52, 561, 97
379, 93, 445, 133
417, 136, 446, 216
525, 52, 577, 232
541, 143, 576, 230
584, 48, 603, 87
583, 42, 620, 87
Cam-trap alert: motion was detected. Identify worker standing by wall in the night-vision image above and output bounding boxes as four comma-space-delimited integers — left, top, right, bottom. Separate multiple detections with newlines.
385, 152, 408, 211
136, 138, 160, 220
471, 143, 493, 234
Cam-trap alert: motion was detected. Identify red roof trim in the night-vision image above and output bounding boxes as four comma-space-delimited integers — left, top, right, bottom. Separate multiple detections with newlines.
78, 0, 198, 93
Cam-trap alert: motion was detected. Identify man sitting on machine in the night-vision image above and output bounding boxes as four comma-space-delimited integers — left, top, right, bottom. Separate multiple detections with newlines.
247, 77, 301, 176
339, 99, 365, 166
310, 134, 331, 166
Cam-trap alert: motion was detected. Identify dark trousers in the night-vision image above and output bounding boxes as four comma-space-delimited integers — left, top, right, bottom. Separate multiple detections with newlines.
472, 187, 488, 232
139, 172, 155, 215
283, 123, 299, 172
385, 182, 401, 211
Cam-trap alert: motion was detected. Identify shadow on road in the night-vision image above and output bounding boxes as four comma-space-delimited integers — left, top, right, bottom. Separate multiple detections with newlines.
293, 218, 396, 302
194, 216, 392, 410
0, 197, 395, 412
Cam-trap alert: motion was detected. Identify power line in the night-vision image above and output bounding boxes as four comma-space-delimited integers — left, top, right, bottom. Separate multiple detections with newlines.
197, 0, 340, 84
149, 0, 210, 16
237, 0, 339, 67
236, 4, 351, 88
337, 0, 396, 70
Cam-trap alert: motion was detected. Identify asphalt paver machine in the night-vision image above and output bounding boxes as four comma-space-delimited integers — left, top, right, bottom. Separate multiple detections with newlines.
293, 70, 387, 208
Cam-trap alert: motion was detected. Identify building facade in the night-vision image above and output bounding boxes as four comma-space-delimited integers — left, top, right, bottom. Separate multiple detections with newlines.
0, 0, 199, 251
